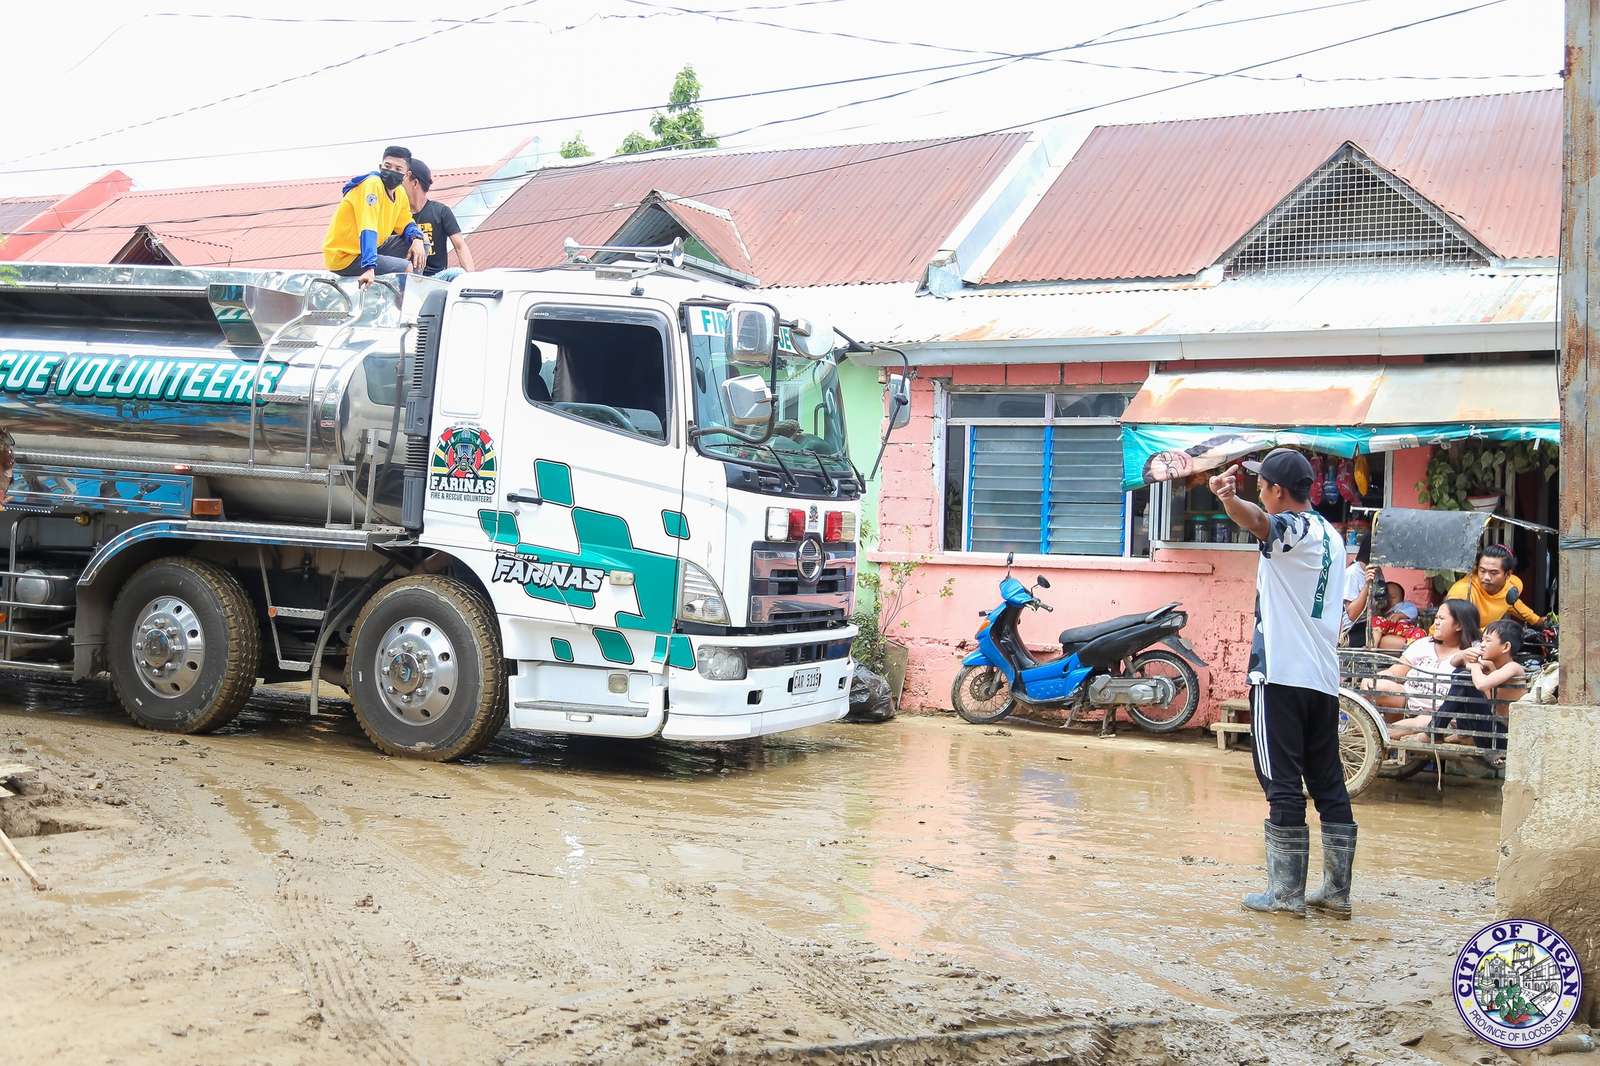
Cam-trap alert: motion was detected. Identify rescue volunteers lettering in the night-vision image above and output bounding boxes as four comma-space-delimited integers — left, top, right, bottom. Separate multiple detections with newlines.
0, 350, 286, 405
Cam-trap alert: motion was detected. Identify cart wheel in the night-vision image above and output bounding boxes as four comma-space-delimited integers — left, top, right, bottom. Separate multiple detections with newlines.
1337, 693, 1383, 799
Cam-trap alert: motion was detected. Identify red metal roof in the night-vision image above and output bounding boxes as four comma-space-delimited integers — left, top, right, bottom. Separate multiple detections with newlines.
12, 166, 493, 269
984, 89, 1561, 284
469, 135, 1028, 286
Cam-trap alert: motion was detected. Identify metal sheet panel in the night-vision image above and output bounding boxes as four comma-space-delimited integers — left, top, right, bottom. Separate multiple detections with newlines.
1370, 507, 1491, 573
985, 89, 1561, 284
0, 196, 58, 234
468, 134, 1028, 286
1366, 363, 1558, 424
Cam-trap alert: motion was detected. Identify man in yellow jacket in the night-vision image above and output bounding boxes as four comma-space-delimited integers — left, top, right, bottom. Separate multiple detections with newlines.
322, 147, 427, 287
1445, 544, 1544, 627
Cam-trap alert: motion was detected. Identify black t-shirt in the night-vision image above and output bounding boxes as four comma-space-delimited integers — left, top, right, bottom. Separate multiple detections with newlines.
412, 200, 462, 275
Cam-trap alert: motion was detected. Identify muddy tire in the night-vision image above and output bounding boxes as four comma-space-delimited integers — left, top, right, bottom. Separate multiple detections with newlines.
1124, 650, 1201, 733
951, 665, 1015, 725
1337, 693, 1383, 799
109, 557, 260, 734
348, 576, 505, 761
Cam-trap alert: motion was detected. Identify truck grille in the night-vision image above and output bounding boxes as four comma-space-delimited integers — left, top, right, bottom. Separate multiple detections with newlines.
748, 541, 855, 629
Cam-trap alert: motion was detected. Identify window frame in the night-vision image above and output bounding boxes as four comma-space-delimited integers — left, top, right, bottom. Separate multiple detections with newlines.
937, 382, 1146, 560
522, 303, 676, 449
1149, 451, 1397, 551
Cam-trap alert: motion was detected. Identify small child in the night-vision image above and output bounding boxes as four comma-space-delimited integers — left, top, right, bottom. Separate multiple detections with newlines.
1435, 619, 1527, 762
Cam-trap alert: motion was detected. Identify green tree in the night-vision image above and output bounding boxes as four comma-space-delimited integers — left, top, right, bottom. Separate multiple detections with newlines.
616, 65, 718, 155
559, 133, 592, 159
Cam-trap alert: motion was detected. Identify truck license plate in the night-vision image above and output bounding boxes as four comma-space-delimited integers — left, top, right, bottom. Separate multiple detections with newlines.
789, 667, 822, 694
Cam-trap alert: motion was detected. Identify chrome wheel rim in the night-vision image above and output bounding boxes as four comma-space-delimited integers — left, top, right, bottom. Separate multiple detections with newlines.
374, 617, 460, 726
131, 596, 205, 699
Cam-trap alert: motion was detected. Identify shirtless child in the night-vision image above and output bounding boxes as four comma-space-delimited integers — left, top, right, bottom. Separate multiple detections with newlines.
1442, 619, 1527, 762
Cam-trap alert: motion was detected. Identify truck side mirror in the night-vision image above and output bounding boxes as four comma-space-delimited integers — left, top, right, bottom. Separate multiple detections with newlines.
887, 373, 911, 430
728, 303, 776, 366
721, 374, 773, 426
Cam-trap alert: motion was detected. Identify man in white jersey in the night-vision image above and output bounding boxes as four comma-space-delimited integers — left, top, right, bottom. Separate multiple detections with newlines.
1210, 449, 1357, 920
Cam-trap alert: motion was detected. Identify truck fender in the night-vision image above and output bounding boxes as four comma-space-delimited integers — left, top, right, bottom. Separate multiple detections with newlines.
1336, 686, 1392, 744
78, 520, 409, 588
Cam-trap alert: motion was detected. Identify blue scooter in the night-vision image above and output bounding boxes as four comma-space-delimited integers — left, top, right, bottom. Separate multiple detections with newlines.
952, 553, 1208, 733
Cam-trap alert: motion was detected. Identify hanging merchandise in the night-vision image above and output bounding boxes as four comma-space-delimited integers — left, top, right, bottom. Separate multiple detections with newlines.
1353, 454, 1371, 497
1322, 458, 1340, 507
1334, 459, 1362, 506
1309, 455, 1325, 505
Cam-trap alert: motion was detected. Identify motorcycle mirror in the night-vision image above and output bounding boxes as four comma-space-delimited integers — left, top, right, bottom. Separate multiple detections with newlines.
1006, 551, 1014, 566
1036, 575, 1051, 589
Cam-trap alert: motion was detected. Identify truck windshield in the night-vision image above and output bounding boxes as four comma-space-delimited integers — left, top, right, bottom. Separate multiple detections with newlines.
688, 331, 852, 478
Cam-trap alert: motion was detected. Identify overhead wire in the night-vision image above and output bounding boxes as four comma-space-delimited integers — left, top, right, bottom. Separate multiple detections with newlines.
6, 0, 1521, 260
7, 0, 1430, 178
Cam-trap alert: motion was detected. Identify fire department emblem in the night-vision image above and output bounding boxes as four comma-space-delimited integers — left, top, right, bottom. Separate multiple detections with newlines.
1454, 919, 1582, 1049
428, 424, 497, 501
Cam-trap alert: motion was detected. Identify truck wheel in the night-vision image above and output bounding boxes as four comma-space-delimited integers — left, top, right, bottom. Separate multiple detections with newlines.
348, 576, 505, 761
109, 558, 260, 734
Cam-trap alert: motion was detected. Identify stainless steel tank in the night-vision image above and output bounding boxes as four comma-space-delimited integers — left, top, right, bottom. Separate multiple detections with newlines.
0, 264, 440, 526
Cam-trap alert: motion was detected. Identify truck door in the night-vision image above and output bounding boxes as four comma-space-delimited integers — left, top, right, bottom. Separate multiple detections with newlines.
479, 301, 688, 734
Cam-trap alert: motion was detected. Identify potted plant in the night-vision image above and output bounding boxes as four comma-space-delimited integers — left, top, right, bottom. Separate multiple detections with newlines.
1416, 440, 1555, 513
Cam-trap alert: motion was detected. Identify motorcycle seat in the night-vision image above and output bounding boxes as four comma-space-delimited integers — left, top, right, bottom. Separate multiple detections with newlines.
1059, 603, 1180, 647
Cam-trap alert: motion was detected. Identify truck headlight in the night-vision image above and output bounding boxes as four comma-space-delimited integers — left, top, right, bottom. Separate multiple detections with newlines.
677, 561, 730, 625
697, 646, 747, 681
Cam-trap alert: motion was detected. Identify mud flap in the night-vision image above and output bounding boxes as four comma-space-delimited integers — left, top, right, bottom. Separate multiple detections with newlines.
1162, 634, 1208, 668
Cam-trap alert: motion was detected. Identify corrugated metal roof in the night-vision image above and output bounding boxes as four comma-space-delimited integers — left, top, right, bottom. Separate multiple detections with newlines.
985, 89, 1560, 284
1123, 363, 1557, 426
0, 196, 59, 235
13, 167, 492, 268
469, 135, 1029, 286
785, 266, 1557, 348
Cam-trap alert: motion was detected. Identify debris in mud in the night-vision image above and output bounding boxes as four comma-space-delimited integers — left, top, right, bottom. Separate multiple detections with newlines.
1180, 855, 1219, 866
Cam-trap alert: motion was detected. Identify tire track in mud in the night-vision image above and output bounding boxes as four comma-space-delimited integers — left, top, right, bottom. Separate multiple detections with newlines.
276, 872, 422, 1066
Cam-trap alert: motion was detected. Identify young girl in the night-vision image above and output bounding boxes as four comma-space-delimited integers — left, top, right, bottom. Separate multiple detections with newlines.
1373, 598, 1482, 736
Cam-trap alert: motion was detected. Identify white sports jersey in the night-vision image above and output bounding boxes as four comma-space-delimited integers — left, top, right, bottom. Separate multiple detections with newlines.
1340, 560, 1365, 637
1247, 509, 1343, 695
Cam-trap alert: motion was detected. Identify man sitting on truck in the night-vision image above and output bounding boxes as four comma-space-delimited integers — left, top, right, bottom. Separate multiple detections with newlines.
322, 146, 427, 287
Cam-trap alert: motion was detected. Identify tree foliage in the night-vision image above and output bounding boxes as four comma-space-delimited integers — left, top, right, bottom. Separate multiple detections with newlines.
616, 65, 718, 155
558, 133, 592, 159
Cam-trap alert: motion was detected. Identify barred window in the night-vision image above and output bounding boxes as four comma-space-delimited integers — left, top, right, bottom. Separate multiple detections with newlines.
941, 388, 1149, 558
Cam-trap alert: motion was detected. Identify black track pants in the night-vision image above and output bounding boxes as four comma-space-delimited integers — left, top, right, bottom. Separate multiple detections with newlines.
1250, 683, 1354, 828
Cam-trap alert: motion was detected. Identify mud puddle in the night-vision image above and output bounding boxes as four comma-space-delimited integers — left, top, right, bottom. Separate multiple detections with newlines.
0, 672, 1549, 1064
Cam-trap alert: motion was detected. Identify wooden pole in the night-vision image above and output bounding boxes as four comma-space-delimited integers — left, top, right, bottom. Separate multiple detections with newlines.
0, 823, 47, 892
1561, 0, 1600, 705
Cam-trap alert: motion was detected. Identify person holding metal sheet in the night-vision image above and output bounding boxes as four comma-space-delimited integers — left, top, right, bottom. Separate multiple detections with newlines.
1209, 449, 1357, 921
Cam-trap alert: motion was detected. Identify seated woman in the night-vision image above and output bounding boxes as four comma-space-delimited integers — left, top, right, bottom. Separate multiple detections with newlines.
1365, 598, 1481, 736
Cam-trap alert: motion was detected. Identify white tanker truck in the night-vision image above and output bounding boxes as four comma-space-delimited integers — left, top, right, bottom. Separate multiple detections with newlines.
0, 247, 909, 760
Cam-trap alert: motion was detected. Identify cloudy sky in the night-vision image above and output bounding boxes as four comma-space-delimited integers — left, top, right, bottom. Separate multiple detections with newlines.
0, 0, 1562, 199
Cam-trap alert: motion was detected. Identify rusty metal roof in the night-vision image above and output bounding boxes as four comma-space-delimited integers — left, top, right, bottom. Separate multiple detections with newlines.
11, 166, 494, 268
1122, 362, 1558, 427
985, 89, 1561, 284
469, 135, 1028, 286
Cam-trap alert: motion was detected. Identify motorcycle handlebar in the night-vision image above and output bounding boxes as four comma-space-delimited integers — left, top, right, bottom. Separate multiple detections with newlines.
1034, 601, 1053, 612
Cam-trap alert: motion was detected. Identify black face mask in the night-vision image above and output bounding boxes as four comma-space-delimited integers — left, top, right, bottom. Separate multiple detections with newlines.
378, 168, 405, 191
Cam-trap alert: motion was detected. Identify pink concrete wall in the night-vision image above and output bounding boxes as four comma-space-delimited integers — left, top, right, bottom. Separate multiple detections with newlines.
870, 361, 1440, 724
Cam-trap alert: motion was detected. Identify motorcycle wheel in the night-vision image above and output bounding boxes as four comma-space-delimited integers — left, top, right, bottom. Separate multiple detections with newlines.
1124, 650, 1201, 733
951, 665, 1016, 725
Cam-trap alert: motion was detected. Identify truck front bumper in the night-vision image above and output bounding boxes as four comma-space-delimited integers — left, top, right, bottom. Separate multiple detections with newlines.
661, 627, 855, 742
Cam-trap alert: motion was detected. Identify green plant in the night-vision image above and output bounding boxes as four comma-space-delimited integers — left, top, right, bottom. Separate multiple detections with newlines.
1415, 440, 1556, 511
851, 523, 953, 671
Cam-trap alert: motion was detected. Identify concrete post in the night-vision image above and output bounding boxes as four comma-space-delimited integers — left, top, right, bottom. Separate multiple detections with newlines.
1495, 0, 1600, 1027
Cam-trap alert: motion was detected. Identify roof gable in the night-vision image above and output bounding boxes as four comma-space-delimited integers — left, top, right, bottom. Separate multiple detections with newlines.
604, 190, 758, 283
1218, 141, 1491, 276
983, 89, 1560, 284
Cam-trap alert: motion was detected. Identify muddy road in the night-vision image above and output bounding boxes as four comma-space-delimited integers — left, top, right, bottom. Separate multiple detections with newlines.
0, 675, 1561, 1064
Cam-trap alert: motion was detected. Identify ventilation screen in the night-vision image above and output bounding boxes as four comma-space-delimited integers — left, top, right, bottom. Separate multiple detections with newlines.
1226, 157, 1486, 277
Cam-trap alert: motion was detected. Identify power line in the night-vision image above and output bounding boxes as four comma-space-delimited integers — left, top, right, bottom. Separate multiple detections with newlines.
0, 0, 1411, 179
5, 0, 1519, 254
189, 0, 1524, 268
16, 0, 554, 165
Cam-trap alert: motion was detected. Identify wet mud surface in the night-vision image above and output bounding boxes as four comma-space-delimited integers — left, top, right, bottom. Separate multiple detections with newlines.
0, 672, 1586, 1064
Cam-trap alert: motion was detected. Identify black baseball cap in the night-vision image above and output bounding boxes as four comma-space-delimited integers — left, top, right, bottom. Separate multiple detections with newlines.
1243, 448, 1314, 488
407, 158, 432, 190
